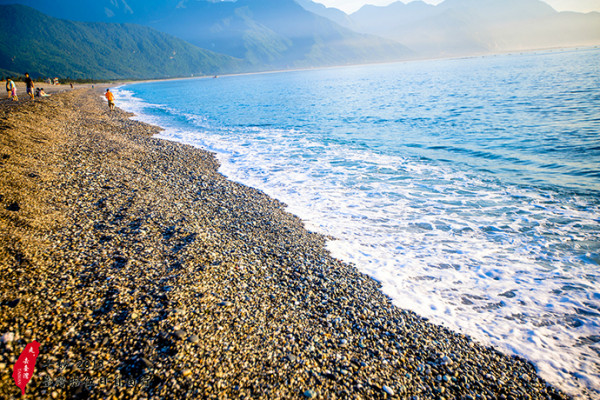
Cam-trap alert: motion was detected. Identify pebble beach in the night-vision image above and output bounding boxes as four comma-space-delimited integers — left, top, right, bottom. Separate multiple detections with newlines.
0, 88, 571, 399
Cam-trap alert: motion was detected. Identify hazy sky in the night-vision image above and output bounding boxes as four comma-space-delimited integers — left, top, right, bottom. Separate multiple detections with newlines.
314, 0, 600, 14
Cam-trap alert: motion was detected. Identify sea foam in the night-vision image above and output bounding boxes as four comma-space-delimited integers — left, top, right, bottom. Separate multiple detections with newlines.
115, 48, 600, 399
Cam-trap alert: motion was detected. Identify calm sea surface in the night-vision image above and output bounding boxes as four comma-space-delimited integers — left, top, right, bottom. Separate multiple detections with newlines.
117, 48, 600, 398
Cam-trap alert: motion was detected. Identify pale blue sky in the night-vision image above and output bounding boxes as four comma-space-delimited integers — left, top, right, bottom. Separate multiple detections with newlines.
314, 0, 600, 14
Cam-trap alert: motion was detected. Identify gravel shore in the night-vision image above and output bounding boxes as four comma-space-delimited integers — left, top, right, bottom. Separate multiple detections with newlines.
0, 89, 570, 399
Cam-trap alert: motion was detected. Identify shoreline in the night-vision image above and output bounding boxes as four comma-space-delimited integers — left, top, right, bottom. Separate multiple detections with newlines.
101, 44, 600, 90
0, 89, 572, 399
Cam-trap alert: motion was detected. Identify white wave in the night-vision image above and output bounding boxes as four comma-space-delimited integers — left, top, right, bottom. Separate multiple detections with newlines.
115, 80, 600, 399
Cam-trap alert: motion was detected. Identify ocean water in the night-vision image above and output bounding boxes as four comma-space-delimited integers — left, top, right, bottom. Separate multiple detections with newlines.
116, 48, 600, 399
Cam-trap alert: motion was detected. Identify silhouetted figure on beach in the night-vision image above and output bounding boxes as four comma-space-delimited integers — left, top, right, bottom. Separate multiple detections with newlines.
24, 73, 34, 101
105, 89, 115, 112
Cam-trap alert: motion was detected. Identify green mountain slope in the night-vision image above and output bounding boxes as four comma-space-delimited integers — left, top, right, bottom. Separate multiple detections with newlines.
0, 0, 413, 70
0, 4, 241, 80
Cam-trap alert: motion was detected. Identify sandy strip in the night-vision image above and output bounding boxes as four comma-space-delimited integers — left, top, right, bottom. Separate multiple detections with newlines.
0, 89, 570, 399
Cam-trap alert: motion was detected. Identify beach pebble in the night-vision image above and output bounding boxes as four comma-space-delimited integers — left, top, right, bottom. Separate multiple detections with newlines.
173, 330, 186, 341
140, 357, 153, 369
383, 385, 395, 396
0, 332, 14, 343
0, 89, 571, 400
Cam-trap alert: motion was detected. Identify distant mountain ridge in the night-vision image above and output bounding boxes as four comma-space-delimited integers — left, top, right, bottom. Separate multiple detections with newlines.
1, 0, 599, 79
346, 0, 600, 57
0, 5, 241, 79
151, 0, 412, 68
0, 0, 412, 69
294, 0, 356, 29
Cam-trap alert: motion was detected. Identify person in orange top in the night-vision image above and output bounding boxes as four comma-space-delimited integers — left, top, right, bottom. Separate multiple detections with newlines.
105, 88, 115, 111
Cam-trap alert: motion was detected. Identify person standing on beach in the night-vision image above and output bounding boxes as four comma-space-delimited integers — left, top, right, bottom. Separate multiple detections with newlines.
24, 73, 34, 101
105, 89, 115, 112
7, 79, 17, 101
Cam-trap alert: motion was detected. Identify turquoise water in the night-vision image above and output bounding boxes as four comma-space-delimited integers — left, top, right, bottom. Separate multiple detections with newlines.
117, 48, 600, 398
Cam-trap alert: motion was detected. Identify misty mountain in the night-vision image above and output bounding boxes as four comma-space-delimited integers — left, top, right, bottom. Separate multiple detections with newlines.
2, 0, 412, 69
0, 5, 241, 80
152, 0, 412, 68
5, 0, 594, 69
349, 0, 600, 57
294, 0, 356, 29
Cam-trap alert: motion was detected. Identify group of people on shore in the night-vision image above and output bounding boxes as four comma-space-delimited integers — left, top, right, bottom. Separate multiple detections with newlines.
5, 73, 117, 112
5, 73, 36, 102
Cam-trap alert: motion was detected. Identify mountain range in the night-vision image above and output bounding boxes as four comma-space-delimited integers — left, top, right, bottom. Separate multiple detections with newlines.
143, 0, 412, 68
345, 0, 600, 57
0, 5, 241, 79
1, 0, 411, 71
1, 0, 599, 79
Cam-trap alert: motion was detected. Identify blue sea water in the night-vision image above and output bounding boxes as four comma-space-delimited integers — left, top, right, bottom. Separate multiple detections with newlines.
117, 48, 600, 398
